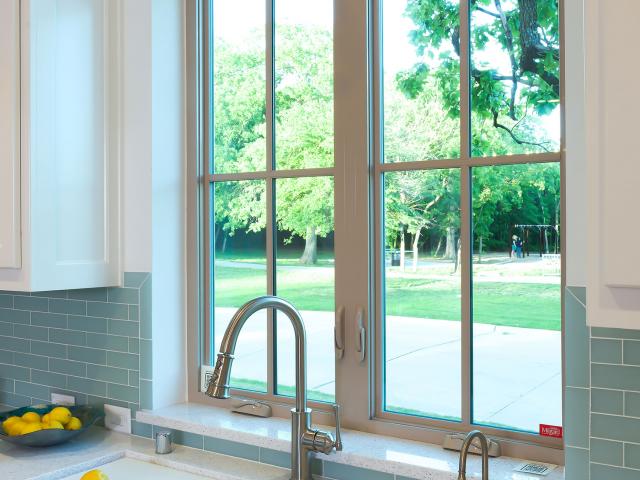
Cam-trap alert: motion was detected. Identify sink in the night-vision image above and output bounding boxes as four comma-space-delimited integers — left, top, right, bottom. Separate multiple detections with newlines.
61, 457, 217, 480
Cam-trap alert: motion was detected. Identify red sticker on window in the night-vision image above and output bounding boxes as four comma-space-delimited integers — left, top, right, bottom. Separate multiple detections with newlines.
539, 424, 563, 438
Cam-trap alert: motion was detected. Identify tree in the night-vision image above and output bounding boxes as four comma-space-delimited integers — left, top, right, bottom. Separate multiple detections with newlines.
212, 26, 334, 264
398, 0, 560, 154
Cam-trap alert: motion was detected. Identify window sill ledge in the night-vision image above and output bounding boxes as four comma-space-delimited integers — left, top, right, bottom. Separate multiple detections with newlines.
136, 403, 564, 480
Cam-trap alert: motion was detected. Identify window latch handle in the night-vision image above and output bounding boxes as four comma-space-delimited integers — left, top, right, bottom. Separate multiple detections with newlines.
355, 307, 366, 363
335, 306, 345, 360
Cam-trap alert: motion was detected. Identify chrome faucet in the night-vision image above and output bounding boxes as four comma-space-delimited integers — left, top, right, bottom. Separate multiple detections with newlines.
206, 296, 342, 480
458, 430, 490, 480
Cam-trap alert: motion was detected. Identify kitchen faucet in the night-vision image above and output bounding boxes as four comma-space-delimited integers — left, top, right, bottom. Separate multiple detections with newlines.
206, 296, 342, 480
457, 430, 490, 480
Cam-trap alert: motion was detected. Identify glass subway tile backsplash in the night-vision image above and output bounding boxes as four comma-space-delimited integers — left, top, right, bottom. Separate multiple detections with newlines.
0, 273, 152, 414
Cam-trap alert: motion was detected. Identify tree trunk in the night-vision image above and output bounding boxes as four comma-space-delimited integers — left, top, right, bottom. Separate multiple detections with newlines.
434, 236, 444, 257
214, 225, 221, 249
412, 229, 421, 273
537, 191, 550, 254
399, 228, 406, 272
300, 226, 318, 265
478, 236, 483, 264
222, 235, 228, 253
518, 0, 559, 94
444, 227, 456, 260
453, 237, 462, 274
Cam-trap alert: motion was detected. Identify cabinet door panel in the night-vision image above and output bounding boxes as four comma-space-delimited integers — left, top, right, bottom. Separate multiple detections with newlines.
29, 0, 119, 290
0, 0, 21, 269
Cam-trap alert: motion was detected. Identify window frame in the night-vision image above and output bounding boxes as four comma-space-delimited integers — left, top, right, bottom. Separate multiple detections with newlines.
198, 0, 337, 415
369, 0, 565, 453
188, 0, 567, 462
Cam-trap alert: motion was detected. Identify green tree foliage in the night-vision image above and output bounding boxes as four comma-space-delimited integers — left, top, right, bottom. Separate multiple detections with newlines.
213, 26, 334, 263
212, 4, 561, 265
398, 0, 560, 154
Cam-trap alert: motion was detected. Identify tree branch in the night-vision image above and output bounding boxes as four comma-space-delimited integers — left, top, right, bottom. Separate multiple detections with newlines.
492, 110, 550, 152
475, 6, 501, 18
494, 0, 519, 120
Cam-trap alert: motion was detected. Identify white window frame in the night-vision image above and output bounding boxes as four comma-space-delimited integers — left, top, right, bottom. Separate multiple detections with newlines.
186, 0, 566, 463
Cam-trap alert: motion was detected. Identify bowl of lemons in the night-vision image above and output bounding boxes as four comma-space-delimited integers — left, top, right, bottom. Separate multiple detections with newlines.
0, 405, 103, 447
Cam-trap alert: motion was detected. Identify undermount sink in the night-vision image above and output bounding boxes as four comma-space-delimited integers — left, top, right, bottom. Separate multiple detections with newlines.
61, 457, 217, 480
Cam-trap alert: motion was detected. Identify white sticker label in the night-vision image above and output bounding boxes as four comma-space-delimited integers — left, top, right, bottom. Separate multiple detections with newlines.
514, 462, 557, 476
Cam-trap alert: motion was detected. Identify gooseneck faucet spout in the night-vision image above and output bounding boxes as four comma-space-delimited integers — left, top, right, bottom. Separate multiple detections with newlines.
206, 296, 307, 411
206, 296, 341, 480
458, 430, 490, 480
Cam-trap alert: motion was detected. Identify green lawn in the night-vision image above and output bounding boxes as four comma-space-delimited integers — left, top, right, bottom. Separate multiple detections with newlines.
227, 378, 336, 403
214, 259, 561, 331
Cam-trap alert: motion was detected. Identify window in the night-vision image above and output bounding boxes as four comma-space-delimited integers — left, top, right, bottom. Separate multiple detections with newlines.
377, 0, 562, 440
205, 0, 335, 404
197, 0, 562, 454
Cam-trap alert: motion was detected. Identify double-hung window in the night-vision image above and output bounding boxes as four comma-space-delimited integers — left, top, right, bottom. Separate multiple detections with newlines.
196, 0, 563, 457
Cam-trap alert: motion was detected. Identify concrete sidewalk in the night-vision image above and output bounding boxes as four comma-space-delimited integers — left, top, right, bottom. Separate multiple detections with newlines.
213, 308, 562, 433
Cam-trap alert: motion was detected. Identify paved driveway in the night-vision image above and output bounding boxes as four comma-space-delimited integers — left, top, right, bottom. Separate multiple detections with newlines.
214, 307, 562, 433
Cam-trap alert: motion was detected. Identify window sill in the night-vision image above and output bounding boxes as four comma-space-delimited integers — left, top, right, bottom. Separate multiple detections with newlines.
136, 403, 564, 480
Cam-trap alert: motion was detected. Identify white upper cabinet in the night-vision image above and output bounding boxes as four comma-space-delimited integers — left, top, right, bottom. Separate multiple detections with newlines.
0, 0, 21, 270
0, 0, 120, 292
585, 0, 640, 328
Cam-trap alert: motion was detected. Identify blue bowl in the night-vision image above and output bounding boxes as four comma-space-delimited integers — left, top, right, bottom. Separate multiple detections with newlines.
0, 405, 104, 447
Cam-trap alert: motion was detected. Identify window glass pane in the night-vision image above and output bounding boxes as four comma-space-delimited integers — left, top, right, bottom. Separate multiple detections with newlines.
212, 0, 266, 173
471, 163, 561, 432
382, 0, 460, 163
275, 177, 335, 402
213, 181, 268, 392
275, 0, 334, 169
383, 169, 461, 420
470, 0, 560, 156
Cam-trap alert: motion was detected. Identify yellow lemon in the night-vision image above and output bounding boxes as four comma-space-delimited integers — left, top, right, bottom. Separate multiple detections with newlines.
2, 416, 21, 434
80, 469, 110, 480
21, 412, 41, 423
7, 420, 27, 436
49, 407, 72, 425
43, 420, 64, 430
65, 417, 83, 431
41, 413, 50, 424
20, 422, 43, 435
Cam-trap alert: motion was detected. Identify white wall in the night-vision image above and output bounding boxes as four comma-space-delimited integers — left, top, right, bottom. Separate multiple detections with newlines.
151, 0, 187, 408
564, 0, 587, 287
120, 0, 187, 407
122, 0, 152, 273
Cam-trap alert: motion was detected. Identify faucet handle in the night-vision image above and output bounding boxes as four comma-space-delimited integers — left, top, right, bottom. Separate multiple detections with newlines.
333, 404, 343, 451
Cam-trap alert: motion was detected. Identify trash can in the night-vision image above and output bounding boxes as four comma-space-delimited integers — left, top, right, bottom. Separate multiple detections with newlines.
391, 251, 401, 266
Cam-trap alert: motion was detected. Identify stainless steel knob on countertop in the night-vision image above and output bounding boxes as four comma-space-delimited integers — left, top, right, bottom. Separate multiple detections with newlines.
155, 431, 173, 454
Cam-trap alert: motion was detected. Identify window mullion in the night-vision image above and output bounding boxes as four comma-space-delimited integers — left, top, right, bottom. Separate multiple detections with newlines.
333, 0, 372, 428
459, 0, 472, 429
265, 0, 276, 397
202, 0, 213, 366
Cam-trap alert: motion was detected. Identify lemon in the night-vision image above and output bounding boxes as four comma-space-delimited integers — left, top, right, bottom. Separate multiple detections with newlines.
20, 422, 43, 435
49, 407, 72, 425
21, 412, 41, 423
7, 420, 27, 436
2, 416, 21, 434
65, 417, 83, 431
80, 469, 110, 480
41, 413, 50, 424
43, 420, 64, 430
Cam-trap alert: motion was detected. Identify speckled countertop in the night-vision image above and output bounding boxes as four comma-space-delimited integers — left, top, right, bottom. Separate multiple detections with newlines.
0, 403, 565, 480
0, 427, 292, 480
137, 403, 565, 480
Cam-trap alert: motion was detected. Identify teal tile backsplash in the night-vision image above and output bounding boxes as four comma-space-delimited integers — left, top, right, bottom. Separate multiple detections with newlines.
0, 273, 152, 414
565, 286, 640, 480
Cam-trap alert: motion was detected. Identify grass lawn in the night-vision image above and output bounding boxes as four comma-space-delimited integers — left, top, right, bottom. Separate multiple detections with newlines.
227, 378, 336, 403
214, 261, 561, 331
